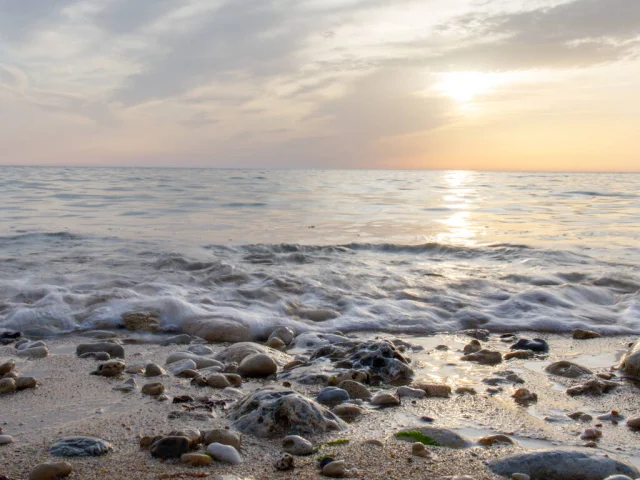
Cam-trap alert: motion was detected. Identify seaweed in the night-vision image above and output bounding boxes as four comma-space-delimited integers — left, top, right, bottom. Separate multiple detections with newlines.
394, 430, 441, 446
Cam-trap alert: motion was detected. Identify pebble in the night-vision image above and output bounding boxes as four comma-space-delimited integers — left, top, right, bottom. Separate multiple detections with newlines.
329, 370, 368, 385
415, 382, 451, 398
275, 453, 295, 471
397, 386, 426, 398
581, 428, 603, 440
363, 439, 384, 447
125, 363, 145, 374
317, 387, 350, 406
566, 378, 618, 396
545, 361, 592, 378
181, 453, 213, 466
15, 376, 38, 390
113, 378, 137, 392
337, 380, 372, 399
168, 428, 201, 448
461, 349, 503, 365
150, 436, 191, 459
504, 350, 535, 360
463, 339, 482, 354
206, 442, 242, 464
268, 326, 295, 345
79, 352, 110, 361
224, 373, 243, 387
49, 436, 113, 457
0, 435, 14, 445
412, 442, 432, 458
203, 429, 241, 449
266, 337, 287, 350
572, 329, 601, 339
166, 352, 223, 369
435, 344, 449, 351
161, 334, 192, 346
144, 363, 166, 377
512, 388, 537, 405
237, 353, 278, 377
141, 382, 165, 396
187, 344, 214, 355
478, 434, 515, 447
92, 360, 125, 377
206, 373, 232, 389
627, 417, 640, 429
512, 475, 531, 480
322, 460, 347, 477
28, 462, 73, 480
16, 346, 49, 359
0, 360, 15, 375
76, 343, 125, 359
282, 435, 314, 455
370, 391, 400, 407
0, 378, 17, 394
510, 338, 549, 353
568, 411, 593, 422
331, 404, 363, 421
455, 386, 477, 395
18, 340, 46, 351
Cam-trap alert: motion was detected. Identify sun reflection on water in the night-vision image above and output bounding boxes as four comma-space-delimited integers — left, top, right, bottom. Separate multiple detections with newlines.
436, 171, 479, 244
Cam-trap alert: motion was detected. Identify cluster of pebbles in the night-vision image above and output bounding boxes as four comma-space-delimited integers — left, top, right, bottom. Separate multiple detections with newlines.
1, 325, 640, 479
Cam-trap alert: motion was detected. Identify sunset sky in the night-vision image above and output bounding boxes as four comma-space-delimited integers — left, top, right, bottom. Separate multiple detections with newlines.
1, 0, 639, 171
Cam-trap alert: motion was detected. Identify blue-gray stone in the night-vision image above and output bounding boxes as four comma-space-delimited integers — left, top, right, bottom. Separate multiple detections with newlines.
510, 338, 549, 352
50, 436, 113, 457
316, 387, 349, 406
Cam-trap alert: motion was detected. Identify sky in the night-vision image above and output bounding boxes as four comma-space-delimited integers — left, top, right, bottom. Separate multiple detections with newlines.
0, 0, 639, 171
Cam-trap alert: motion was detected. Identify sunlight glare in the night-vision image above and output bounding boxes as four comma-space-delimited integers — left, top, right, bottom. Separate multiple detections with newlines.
436, 72, 501, 103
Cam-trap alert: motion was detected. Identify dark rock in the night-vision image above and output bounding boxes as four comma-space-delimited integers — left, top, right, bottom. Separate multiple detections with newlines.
49, 437, 113, 457
77, 343, 125, 359
150, 436, 191, 459
510, 338, 549, 353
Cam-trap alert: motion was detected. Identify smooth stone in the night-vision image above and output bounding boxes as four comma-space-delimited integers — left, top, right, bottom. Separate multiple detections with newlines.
144, 363, 166, 377
510, 338, 549, 353
166, 359, 198, 375
322, 460, 346, 478
461, 349, 503, 365
92, 360, 125, 377
238, 353, 278, 377
177, 369, 200, 379
161, 334, 192, 346
370, 391, 400, 407
3, 371, 18, 378
224, 373, 242, 387
568, 412, 593, 422
478, 434, 515, 447
150, 436, 191, 459
275, 453, 295, 471
18, 340, 46, 350
122, 311, 160, 331
545, 361, 592, 378
282, 435, 314, 455
214, 342, 277, 364
15, 376, 38, 390
181, 453, 213, 466
76, 343, 124, 359
505, 350, 535, 360
206, 442, 242, 464
626, 417, 640, 429
187, 344, 215, 355
317, 387, 350, 406
512, 475, 531, 480
203, 429, 241, 449
363, 439, 384, 447
0, 378, 17, 394
80, 330, 118, 339
328, 370, 369, 386
488, 449, 640, 480
512, 388, 538, 404
266, 337, 286, 351
206, 373, 232, 389
620, 339, 640, 377
142, 382, 165, 396
17, 346, 49, 359
414, 382, 451, 398
337, 380, 371, 399
168, 428, 202, 448
0, 360, 15, 375
166, 352, 224, 369
332, 404, 363, 421
125, 363, 145, 374
28, 462, 72, 480
222, 387, 244, 397
396, 427, 472, 449
566, 379, 618, 396
463, 339, 482, 354
412, 442, 432, 458
602, 476, 634, 480
455, 386, 477, 395
268, 326, 295, 345
397, 386, 426, 398
573, 329, 601, 340
0, 435, 14, 445
79, 352, 110, 361
113, 378, 137, 392
49, 436, 113, 457
183, 317, 251, 343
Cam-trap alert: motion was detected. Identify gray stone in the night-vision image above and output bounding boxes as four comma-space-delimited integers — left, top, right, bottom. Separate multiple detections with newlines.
371, 391, 401, 407
79, 352, 110, 361
18, 340, 46, 350
17, 346, 49, 359
620, 339, 640, 377
488, 449, 640, 480
166, 358, 198, 375
112, 378, 137, 392
77, 343, 125, 359
187, 344, 214, 355
49, 436, 113, 457
165, 352, 223, 369
206, 442, 242, 464
397, 386, 426, 398
268, 326, 295, 345
317, 387, 350, 406
202, 429, 241, 449
161, 334, 192, 346
545, 361, 592, 378
337, 380, 371, 400
396, 427, 472, 449
15, 376, 38, 390
238, 353, 278, 377
282, 435, 314, 455
80, 330, 118, 339
0, 435, 14, 445
183, 317, 251, 343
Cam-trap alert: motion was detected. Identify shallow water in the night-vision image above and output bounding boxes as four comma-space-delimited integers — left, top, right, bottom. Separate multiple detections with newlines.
0, 167, 639, 337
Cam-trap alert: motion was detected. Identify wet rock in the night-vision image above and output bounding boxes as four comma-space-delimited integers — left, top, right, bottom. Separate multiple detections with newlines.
161, 334, 192, 346
187, 344, 214, 355
463, 340, 482, 355
15, 376, 38, 390
229, 387, 346, 436
215, 342, 285, 364
478, 435, 515, 447
49, 436, 113, 457
268, 326, 295, 346
620, 339, 640, 377
283, 435, 314, 455
224, 373, 242, 387
92, 360, 125, 377
317, 387, 350, 406
511, 475, 531, 480
238, 353, 278, 377
141, 382, 165, 396
176, 369, 199, 379
150, 436, 191, 459
510, 338, 549, 353
80, 330, 117, 339
329, 370, 369, 386
203, 429, 241, 449
322, 460, 346, 477
331, 404, 363, 422
204, 373, 230, 389
435, 345, 449, 351
505, 350, 535, 360
396, 427, 472, 449
166, 352, 223, 369
414, 382, 451, 398
371, 391, 400, 407
168, 428, 201, 448
545, 361, 592, 378
461, 349, 502, 365
3, 371, 18, 379
166, 359, 198, 375
597, 412, 624, 423
206, 442, 242, 464
567, 378, 618, 397
462, 329, 490, 341
183, 317, 251, 343
364, 439, 384, 447
0, 378, 17, 394
113, 378, 137, 392
455, 386, 477, 395
17, 346, 48, 359
76, 343, 125, 359
144, 363, 166, 377
125, 363, 145, 374
568, 412, 593, 422
266, 337, 286, 351
0, 435, 14, 445
0, 360, 15, 375
79, 352, 110, 361
275, 453, 295, 471
581, 428, 602, 441
122, 311, 160, 332
505, 374, 525, 384
28, 462, 72, 480
626, 417, 640, 429
181, 453, 212, 466
18, 340, 46, 350
512, 388, 537, 405
573, 329, 601, 340
397, 386, 426, 398
488, 449, 639, 480
284, 359, 306, 371
412, 442, 432, 458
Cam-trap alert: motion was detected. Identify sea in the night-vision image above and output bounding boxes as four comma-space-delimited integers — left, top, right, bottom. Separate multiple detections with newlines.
0, 167, 638, 338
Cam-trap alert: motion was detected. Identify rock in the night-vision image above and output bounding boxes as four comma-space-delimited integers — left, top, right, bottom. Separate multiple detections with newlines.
238, 353, 278, 377
266, 337, 286, 351
371, 391, 400, 407
181, 453, 213, 466
176, 369, 199, 379
168, 428, 202, 448
512, 388, 537, 405
275, 453, 295, 471
581, 428, 602, 440
113, 378, 137, 392
125, 363, 145, 374
488, 449, 640, 480
284, 360, 306, 371
282, 435, 314, 455
620, 339, 640, 377
511, 475, 531, 480
150, 436, 191, 459
76, 343, 125, 359
206, 373, 232, 389
268, 326, 295, 345
0, 360, 15, 375
435, 345, 449, 351
183, 317, 251, 343
203, 429, 241, 449
462, 329, 490, 341
396, 427, 472, 449
455, 386, 477, 395
573, 329, 601, 340
161, 334, 192, 346
187, 344, 214, 355
505, 350, 535, 360
602, 476, 634, 480
331, 404, 363, 421
224, 373, 242, 387
92, 360, 125, 377
80, 330, 118, 339
79, 352, 110, 361
166, 359, 198, 375
16, 346, 48, 359
412, 442, 432, 458
545, 361, 592, 378
139, 436, 156, 449
397, 386, 426, 398
144, 363, 166, 377
505, 374, 525, 384
0, 378, 17, 394
229, 387, 346, 436
215, 341, 287, 364
3, 371, 18, 378
49, 436, 113, 457
18, 340, 46, 350
568, 411, 593, 422
510, 338, 549, 353
329, 370, 369, 386
166, 352, 224, 369
597, 412, 624, 423
0, 435, 14, 445
463, 340, 482, 355
478, 435, 515, 447
28, 462, 72, 480
627, 417, 640, 429
122, 311, 160, 332
461, 349, 502, 365
414, 382, 451, 398
206, 442, 242, 464
567, 379, 618, 396
364, 439, 384, 447
141, 382, 165, 396
15, 376, 38, 390
317, 387, 350, 406
322, 460, 346, 477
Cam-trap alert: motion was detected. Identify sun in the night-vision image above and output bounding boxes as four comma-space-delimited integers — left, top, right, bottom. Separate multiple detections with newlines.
435, 71, 498, 103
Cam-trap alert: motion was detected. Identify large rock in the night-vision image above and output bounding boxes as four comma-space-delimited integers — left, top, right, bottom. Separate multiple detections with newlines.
228, 387, 346, 437
488, 449, 639, 480
620, 339, 640, 377
545, 361, 592, 379
238, 353, 278, 377
122, 311, 160, 332
49, 436, 113, 457
17, 346, 49, 359
183, 317, 251, 343
215, 342, 288, 365
395, 427, 472, 449
76, 343, 125, 359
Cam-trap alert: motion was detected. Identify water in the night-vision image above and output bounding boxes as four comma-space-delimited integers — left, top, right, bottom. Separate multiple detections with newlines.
1, 167, 639, 337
